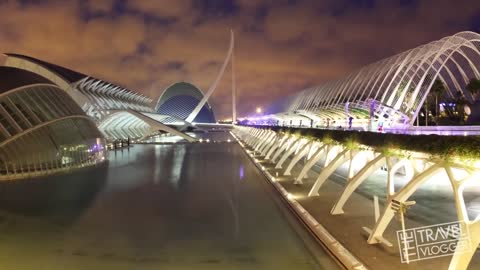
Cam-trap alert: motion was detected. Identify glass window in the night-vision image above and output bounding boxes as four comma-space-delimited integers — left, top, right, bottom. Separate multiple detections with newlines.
9, 94, 37, 126
2, 99, 29, 130
30, 90, 56, 120
21, 89, 50, 122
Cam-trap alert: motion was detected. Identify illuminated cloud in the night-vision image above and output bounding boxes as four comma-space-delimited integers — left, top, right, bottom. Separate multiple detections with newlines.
0, 0, 478, 119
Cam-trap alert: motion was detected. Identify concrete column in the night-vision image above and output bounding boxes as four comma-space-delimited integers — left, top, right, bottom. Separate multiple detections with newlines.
261, 135, 279, 156
308, 148, 350, 197
284, 141, 317, 176
266, 135, 289, 160
256, 131, 275, 152
295, 145, 327, 184
330, 153, 385, 215
253, 129, 270, 150
367, 163, 443, 244
272, 136, 298, 162
275, 138, 305, 168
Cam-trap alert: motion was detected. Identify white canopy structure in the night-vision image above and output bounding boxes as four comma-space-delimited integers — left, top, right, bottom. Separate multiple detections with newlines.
253, 31, 480, 130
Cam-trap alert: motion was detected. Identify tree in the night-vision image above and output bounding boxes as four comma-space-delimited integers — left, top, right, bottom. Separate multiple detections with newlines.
455, 90, 467, 124
430, 79, 447, 120
466, 78, 480, 101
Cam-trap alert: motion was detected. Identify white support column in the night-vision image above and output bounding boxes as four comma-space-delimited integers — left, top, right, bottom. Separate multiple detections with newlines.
448, 222, 480, 270
346, 150, 357, 179
266, 135, 289, 160
259, 132, 276, 154
252, 129, 268, 149
284, 141, 317, 176
255, 131, 275, 152
261, 135, 279, 156
244, 129, 256, 145
256, 130, 271, 148
306, 141, 320, 159
275, 139, 306, 169
386, 158, 410, 198
330, 153, 386, 215
367, 163, 443, 244
324, 145, 339, 167
295, 145, 328, 184
445, 166, 480, 270
248, 129, 262, 147
271, 136, 298, 162
308, 148, 351, 197
249, 128, 263, 146
247, 129, 262, 146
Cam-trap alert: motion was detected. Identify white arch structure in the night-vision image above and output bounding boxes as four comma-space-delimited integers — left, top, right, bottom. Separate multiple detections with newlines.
74, 77, 153, 120
185, 30, 235, 123
98, 110, 196, 142
256, 31, 480, 130
234, 126, 480, 270
0, 71, 106, 180
2, 54, 199, 141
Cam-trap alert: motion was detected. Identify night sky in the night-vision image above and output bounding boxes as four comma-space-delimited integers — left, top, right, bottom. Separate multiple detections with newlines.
1, 0, 479, 119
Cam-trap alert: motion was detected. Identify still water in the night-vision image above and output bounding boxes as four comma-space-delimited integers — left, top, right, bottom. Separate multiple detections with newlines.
0, 132, 338, 269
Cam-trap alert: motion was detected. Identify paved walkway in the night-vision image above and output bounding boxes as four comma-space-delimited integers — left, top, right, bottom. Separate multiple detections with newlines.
246, 148, 480, 270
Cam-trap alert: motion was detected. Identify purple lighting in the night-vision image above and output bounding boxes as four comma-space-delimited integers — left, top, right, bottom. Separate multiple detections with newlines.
239, 165, 244, 180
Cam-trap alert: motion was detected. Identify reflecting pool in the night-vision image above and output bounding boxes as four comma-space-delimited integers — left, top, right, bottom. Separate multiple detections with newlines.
0, 132, 338, 269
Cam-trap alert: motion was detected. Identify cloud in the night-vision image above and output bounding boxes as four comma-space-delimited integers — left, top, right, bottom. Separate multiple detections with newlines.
264, 4, 316, 42
126, 0, 192, 18
86, 0, 114, 13
0, 0, 479, 119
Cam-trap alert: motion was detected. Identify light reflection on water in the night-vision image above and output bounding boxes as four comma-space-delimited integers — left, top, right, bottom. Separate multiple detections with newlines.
169, 145, 186, 189
239, 165, 245, 180
0, 132, 337, 270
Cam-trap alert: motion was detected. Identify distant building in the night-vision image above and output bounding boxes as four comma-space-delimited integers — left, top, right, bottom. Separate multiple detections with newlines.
156, 82, 216, 124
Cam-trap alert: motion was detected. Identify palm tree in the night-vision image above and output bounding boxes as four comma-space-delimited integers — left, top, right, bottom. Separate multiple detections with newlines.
455, 90, 467, 124
430, 79, 447, 121
466, 78, 480, 101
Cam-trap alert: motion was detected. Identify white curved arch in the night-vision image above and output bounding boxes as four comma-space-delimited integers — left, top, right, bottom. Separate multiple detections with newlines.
268, 31, 480, 129
185, 30, 234, 123
98, 110, 196, 142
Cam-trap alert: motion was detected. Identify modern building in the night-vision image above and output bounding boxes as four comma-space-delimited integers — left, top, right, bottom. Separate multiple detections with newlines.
251, 31, 480, 131
156, 82, 216, 124
1, 54, 219, 142
0, 66, 106, 180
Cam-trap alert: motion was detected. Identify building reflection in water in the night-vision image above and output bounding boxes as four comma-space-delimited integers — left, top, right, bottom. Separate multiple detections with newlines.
0, 164, 108, 226
169, 146, 186, 189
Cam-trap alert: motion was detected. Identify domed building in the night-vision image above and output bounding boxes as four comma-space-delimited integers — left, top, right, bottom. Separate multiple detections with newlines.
155, 82, 216, 124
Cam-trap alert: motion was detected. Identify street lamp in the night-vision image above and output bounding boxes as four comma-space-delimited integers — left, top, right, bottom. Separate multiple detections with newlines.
256, 107, 262, 114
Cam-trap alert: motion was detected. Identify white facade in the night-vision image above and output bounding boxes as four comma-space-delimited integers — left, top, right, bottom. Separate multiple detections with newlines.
2, 54, 196, 142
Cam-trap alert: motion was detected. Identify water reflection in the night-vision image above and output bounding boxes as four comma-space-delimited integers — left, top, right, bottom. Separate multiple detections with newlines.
169, 145, 186, 189
0, 135, 338, 269
0, 164, 108, 225
239, 165, 245, 180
